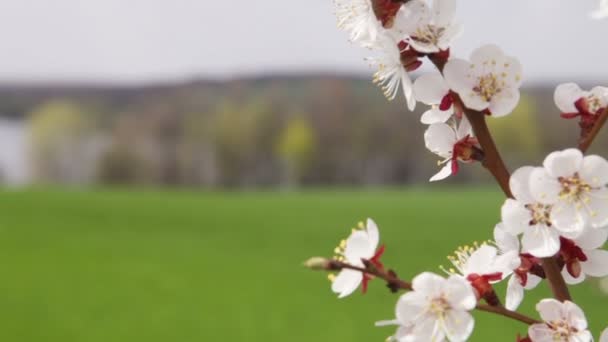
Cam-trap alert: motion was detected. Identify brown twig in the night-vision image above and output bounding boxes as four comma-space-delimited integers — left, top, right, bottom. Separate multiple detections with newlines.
579, 107, 608, 154
326, 260, 539, 325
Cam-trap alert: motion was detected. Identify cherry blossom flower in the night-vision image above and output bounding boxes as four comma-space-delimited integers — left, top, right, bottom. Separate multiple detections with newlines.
554, 83, 608, 135
367, 35, 417, 110
333, 0, 382, 46
591, 0, 608, 19
392, 0, 462, 54
330, 219, 384, 298
501, 166, 581, 258
529, 299, 592, 342
414, 73, 457, 124
444, 44, 522, 117
529, 149, 608, 233
375, 319, 414, 342
494, 224, 542, 311
395, 272, 476, 341
424, 117, 481, 181
559, 227, 608, 285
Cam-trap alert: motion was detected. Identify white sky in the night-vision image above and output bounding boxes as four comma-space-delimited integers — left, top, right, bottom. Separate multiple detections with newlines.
0, 0, 605, 84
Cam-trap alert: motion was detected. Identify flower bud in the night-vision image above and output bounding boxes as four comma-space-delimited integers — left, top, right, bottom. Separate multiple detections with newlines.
303, 257, 331, 271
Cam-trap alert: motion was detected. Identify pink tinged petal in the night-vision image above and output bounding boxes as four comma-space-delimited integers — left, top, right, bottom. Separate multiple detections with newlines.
494, 222, 521, 253
524, 274, 542, 290
574, 226, 608, 250
505, 275, 524, 311
500, 199, 529, 236
581, 249, 608, 277
572, 330, 593, 342
444, 275, 477, 311
529, 167, 561, 204
443, 59, 476, 93
521, 226, 560, 258
562, 266, 586, 285
554, 83, 583, 113
563, 301, 588, 331
424, 123, 456, 157
395, 325, 414, 340
551, 202, 587, 236
432, 0, 457, 27
443, 310, 474, 342
543, 148, 583, 178
581, 155, 608, 187
413, 73, 449, 105
510, 166, 536, 203
529, 324, 558, 342
365, 218, 380, 250
535, 298, 566, 322
430, 163, 453, 182
488, 88, 520, 117
344, 232, 374, 261
421, 108, 453, 124
412, 272, 445, 296
332, 269, 363, 298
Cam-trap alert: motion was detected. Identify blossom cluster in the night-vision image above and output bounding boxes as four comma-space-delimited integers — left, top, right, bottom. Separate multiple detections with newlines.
305, 0, 608, 341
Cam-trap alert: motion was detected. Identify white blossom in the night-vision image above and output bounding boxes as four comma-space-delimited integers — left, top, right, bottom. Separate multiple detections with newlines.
414, 73, 454, 124
560, 227, 608, 285
529, 149, 608, 233
330, 218, 381, 298
493, 224, 541, 311
501, 166, 579, 258
333, 0, 382, 47
444, 44, 522, 117
600, 328, 608, 342
367, 34, 416, 110
392, 0, 462, 53
591, 0, 608, 19
424, 117, 479, 182
529, 299, 592, 342
555, 83, 608, 116
395, 272, 476, 341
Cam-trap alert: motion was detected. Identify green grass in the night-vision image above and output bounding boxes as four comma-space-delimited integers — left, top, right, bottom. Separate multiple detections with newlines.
0, 188, 606, 341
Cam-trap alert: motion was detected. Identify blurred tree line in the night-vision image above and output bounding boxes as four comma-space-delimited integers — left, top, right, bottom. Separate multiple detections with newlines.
0, 76, 601, 187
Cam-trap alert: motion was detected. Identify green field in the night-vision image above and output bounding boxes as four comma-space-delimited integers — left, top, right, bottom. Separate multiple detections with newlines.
0, 188, 606, 341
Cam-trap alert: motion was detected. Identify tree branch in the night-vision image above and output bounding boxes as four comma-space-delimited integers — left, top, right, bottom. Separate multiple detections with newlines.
579, 107, 608, 153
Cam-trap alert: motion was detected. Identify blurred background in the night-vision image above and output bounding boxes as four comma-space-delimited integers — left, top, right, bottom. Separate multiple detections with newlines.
1, 0, 608, 341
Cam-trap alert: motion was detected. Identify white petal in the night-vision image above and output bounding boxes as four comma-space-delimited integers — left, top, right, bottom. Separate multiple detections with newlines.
509, 166, 536, 203
412, 272, 445, 296
488, 88, 520, 117
443, 310, 474, 342
521, 226, 561, 258
444, 275, 476, 311
535, 298, 565, 322
332, 269, 363, 298
462, 245, 497, 275
529, 167, 561, 205
455, 117, 473, 140
524, 274, 542, 290
493, 250, 520, 277
543, 148, 583, 178
599, 328, 608, 342
366, 218, 380, 250
396, 291, 428, 324
494, 222, 521, 253
470, 44, 505, 66
591, 86, 608, 107
443, 59, 476, 93
421, 108, 453, 124
424, 123, 456, 157
563, 266, 586, 285
554, 83, 583, 113
563, 301, 588, 331
500, 199, 529, 236
344, 231, 373, 261
573, 330, 593, 342
529, 324, 557, 342
574, 226, 608, 250
399, 0, 431, 35
581, 155, 608, 187
414, 73, 449, 105
460, 91, 490, 112
588, 188, 608, 229
505, 275, 524, 311
432, 0, 457, 27
582, 249, 608, 277
430, 163, 453, 182
436, 23, 463, 51
551, 202, 587, 236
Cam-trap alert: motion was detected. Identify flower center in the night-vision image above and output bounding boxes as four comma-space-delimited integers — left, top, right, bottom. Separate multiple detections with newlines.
524, 203, 553, 226
473, 73, 504, 101
584, 94, 604, 114
558, 173, 593, 204
548, 320, 578, 341
429, 296, 450, 316
411, 25, 445, 46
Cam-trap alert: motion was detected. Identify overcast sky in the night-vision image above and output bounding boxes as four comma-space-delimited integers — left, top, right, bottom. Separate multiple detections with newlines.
0, 0, 605, 84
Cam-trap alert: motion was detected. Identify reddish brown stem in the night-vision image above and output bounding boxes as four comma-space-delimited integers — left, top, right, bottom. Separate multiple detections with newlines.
328, 260, 539, 325
579, 107, 608, 153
